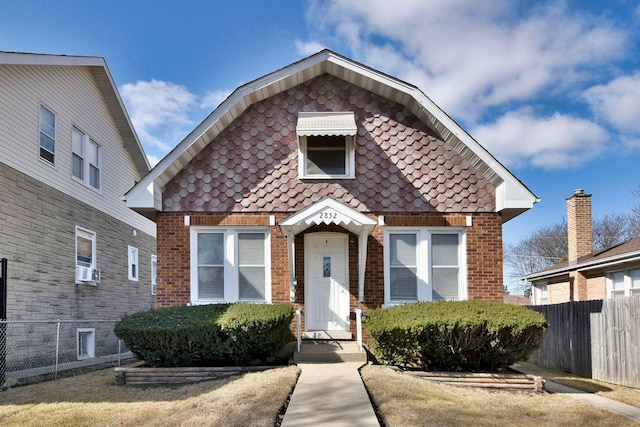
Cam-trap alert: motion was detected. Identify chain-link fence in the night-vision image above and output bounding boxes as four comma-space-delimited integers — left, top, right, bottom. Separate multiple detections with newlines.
0, 319, 133, 386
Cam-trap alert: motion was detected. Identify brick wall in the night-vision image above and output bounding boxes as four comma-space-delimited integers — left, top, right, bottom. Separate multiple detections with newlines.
0, 161, 156, 320
567, 190, 593, 262
156, 211, 504, 311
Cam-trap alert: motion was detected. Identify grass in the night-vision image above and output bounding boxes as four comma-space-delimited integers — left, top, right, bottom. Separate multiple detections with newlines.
1, 362, 639, 426
0, 365, 300, 427
515, 361, 640, 409
360, 364, 639, 427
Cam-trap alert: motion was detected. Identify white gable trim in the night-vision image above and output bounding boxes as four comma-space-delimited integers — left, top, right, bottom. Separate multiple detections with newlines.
280, 197, 377, 302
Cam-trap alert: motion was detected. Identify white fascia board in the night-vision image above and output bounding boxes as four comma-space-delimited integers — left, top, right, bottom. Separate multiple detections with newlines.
125, 181, 160, 211
0, 51, 105, 67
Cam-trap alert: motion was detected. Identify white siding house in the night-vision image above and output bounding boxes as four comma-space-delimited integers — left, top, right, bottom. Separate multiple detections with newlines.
0, 53, 156, 349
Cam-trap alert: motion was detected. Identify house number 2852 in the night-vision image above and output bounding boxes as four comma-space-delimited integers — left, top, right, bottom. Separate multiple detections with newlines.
319, 211, 338, 219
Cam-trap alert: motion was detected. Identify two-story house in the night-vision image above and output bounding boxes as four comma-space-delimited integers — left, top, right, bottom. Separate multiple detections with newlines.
0, 52, 156, 365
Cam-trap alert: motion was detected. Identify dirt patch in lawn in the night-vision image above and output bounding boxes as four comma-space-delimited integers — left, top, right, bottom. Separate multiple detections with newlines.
0, 364, 300, 427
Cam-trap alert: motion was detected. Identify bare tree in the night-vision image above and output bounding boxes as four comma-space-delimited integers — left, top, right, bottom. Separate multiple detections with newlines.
505, 213, 640, 293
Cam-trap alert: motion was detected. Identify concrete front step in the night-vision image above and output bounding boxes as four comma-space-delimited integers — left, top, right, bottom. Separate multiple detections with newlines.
293, 340, 367, 364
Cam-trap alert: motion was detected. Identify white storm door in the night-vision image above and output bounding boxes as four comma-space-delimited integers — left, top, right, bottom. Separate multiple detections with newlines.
305, 233, 349, 331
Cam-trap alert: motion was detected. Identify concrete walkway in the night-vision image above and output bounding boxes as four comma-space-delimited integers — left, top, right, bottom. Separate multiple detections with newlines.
544, 380, 640, 423
281, 362, 379, 426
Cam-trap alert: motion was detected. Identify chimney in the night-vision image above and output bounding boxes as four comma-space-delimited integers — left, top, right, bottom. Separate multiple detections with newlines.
566, 189, 592, 262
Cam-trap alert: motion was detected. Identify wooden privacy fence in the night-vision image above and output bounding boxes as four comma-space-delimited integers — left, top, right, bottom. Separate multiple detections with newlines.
591, 296, 640, 388
527, 300, 603, 378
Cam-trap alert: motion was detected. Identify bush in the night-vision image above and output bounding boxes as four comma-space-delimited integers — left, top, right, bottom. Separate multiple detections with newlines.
365, 301, 548, 371
114, 303, 294, 367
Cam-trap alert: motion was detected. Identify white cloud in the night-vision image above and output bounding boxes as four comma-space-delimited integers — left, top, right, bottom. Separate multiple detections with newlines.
471, 110, 609, 169
583, 72, 640, 135
295, 40, 326, 56
307, 0, 628, 121
120, 79, 201, 158
201, 89, 232, 110
146, 154, 160, 168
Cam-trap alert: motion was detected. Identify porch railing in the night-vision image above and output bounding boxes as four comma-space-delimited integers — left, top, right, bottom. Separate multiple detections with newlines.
355, 308, 363, 352
296, 309, 302, 352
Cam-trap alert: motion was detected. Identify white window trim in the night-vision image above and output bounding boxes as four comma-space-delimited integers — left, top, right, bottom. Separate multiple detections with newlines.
606, 268, 640, 298
72, 127, 102, 192
75, 226, 97, 285
77, 328, 95, 360
383, 227, 467, 306
189, 227, 272, 304
533, 282, 549, 305
297, 135, 356, 179
151, 254, 157, 295
39, 103, 56, 166
128, 246, 139, 281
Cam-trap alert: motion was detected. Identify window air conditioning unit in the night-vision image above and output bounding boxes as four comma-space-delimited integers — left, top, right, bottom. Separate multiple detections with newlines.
77, 267, 100, 283
77, 266, 92, 282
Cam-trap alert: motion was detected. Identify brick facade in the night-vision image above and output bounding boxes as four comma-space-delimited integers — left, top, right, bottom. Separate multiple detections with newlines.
153, 70, 508, 338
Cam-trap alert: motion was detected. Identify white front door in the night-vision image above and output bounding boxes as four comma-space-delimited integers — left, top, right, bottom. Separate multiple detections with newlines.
304, 233, 349, 332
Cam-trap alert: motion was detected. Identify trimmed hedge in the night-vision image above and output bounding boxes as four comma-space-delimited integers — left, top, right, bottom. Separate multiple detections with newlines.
114, 303, 294, 367
365, 301, 548, 371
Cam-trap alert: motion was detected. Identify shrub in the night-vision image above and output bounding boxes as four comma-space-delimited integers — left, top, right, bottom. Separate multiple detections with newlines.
365, 301, 548, 371
114, 303, 294, 367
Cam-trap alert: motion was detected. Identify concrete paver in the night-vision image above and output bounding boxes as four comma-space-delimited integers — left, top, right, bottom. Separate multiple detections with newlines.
281, 362, 379, 426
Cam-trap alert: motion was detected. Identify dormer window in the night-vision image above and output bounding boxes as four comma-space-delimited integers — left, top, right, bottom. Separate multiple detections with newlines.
296, 112, 357, 179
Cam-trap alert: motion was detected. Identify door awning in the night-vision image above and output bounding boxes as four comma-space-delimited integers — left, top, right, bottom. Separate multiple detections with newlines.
296, 111, 357, 136
280, 197, 377, 302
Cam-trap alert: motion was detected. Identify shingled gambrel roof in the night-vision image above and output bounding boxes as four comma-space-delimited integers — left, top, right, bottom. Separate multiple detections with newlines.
0, 51, 150, 176
125, 49, 538, 221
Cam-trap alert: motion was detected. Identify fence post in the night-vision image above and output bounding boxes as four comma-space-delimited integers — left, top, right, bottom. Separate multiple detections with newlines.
0, 258, 7, 385
55, 319, 61, 380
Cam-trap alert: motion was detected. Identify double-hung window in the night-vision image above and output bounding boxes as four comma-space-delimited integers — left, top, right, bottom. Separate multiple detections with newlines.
39, 104, 56, 164
76, 226, 97, 284
190, 228, 270, 303
296, 112, 357, 179
607, 268, 640, 298
72, 127, 101, 190
151, 255, 157, 295
128, 246, 139, 281
384, 228, 466, 305
534, 283, 549, 305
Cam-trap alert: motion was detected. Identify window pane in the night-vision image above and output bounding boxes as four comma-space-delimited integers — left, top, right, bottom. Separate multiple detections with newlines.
238, 233, 265, 300
390, 267, 417, 300
77, 231, 94, 268
306, 135, 346, 175
73, 154, 83, 180
198, 266, 224, 299
433, 267, 459, 301
89, 164, 100, 189
390, 234, 416, 266
40, 105, 55, 137
198, 233, 224, 265
239, 267, 265, 300
40, 133, 55, 153
40, 144, 54, 163
87, 140, 99, 164
611, 272, 625, 290
432, 234, 458, 266
631, 269, 640, 289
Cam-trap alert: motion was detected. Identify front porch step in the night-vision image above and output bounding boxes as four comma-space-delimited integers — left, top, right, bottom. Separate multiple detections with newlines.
293, 340, 367, 364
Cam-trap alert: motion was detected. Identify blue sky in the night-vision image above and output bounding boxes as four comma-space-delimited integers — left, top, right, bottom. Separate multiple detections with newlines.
3, 0, 640, 285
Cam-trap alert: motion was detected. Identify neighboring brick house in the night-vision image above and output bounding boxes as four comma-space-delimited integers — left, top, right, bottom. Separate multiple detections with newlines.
525, 189, 640, 304
0, 52, 156, 359
125, 50, 537, 338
